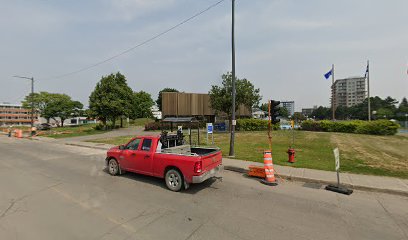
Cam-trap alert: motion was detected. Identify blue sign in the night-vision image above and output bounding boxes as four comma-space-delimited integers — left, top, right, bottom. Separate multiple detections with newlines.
207, 123, 213, 134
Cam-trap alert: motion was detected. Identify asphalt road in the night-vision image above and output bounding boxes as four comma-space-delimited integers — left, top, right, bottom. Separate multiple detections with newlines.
1, 136, 407, 240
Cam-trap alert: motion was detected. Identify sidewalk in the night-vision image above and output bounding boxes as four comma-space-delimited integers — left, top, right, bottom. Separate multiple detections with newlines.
30, 136, 408, 197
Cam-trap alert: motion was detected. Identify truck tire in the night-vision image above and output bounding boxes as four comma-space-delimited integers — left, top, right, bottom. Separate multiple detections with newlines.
108, 158, 119, 176
165, 169, 183, 192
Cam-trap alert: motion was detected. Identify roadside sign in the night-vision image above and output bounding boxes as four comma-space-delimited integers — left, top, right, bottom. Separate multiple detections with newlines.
232, 120, 236, 126
207, 123, 213, 134
206, 123, 214, 145
178, 126, 182, 131
333, 147, 340, 171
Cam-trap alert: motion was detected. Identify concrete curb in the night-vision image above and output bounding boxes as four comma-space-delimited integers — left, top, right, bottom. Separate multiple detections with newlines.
65, 143, 112, 151
224, 166, 408, 197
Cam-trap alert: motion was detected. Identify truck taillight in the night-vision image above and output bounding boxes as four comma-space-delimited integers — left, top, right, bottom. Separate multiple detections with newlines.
194, 161, 202, 173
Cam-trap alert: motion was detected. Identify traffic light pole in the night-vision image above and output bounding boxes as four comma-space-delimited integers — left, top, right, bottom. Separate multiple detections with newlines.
229, 0, 236, 157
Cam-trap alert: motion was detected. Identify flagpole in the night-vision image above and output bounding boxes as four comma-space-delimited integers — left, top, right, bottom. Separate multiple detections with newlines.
367, 60, 371, 121
332, 64, 335, 120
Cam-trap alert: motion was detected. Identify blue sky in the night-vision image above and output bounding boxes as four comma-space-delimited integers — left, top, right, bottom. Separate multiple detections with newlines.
1, 0, 407, 110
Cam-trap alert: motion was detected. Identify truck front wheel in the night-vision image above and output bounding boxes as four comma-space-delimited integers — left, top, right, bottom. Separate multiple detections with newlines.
108, 158, 119, 176
165, 169, 183, 192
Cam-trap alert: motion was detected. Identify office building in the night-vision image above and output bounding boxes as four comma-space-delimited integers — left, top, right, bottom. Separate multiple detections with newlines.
280, 101, 295, 116
0, 103, 38, 126
302, 106, 318, 117
332, 77, 366, 108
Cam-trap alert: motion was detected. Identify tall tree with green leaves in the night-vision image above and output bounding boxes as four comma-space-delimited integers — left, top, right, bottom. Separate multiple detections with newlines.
132, 91, 154, 118
209, 72, 261, 118
89, 72, 134, 128
22, 92, 54, 122
22, 92, 83, 125
46, 94, 83, 127
156, 88, 178, 111
398, 97, 408, 114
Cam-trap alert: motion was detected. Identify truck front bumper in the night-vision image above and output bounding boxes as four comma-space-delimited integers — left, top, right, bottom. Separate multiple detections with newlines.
192, 165, 223, 183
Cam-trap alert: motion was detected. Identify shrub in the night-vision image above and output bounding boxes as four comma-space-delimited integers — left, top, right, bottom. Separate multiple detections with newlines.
355, 120, 399, 135
301, 120, 399, 135
236, 119, 279, 131
93, 123, 105, 130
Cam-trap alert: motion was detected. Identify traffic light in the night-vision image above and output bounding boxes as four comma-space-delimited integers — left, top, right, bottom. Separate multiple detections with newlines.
270, 100, 281, 124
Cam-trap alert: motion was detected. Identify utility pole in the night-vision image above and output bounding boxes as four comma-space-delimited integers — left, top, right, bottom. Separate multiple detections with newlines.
229, 0, 236, 157
13, 76, 35, 134
331, 64, 335, 120
367, 60, 371, 121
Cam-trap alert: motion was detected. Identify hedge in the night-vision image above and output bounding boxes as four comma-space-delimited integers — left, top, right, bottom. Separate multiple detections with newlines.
236, 119, 280, 131
301, 120, 399, 135
145, 119, 280, 131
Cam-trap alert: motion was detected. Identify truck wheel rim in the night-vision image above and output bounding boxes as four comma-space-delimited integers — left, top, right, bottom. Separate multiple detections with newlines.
109, 161, 117, 174
168, 173, 179, 188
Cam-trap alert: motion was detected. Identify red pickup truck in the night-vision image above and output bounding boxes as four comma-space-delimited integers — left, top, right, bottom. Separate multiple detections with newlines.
105, 134, 223, 191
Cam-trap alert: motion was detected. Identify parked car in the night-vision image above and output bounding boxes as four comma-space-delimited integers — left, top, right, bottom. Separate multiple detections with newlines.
105, 133, 223, 191
36, 123, 51, 130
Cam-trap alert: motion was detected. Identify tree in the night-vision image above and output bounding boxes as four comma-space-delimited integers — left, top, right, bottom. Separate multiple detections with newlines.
22, 92, 83, 126
259, 103, 268, 112
398, 97, 408, 114
293, 112, 306, 121
22, 92, 55, 122
156, 88, 178, 111
209, 72, 261, 118
46, 94, 83, 127
89, 72, 134, 128
131, 91, 154, 118
278, 107, 289, 118
311, 106, 331, 120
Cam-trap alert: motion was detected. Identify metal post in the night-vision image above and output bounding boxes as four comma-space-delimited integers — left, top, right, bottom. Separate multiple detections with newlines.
30, 77, 34, 131
292, 121, 295, 147
229, 0, 236, 157
336, 169, 340, 187
332, 64, 335, 120
367, 60, 371, 121
197, 122, 200, 145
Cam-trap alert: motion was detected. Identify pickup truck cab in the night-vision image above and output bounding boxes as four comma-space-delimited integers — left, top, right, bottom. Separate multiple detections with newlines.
106, 134, 223, 191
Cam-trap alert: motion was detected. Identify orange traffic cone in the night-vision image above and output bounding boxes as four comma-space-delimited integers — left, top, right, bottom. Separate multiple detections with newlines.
261, 150, 278, 186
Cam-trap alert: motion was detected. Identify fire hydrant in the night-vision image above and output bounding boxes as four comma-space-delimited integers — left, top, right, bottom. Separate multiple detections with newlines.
287, 148, 295, 163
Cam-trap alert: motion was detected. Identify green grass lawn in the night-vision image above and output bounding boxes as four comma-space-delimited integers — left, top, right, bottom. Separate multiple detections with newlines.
40, 124, 108, 139
128, 118, 154, 127
89, 130, 408, 178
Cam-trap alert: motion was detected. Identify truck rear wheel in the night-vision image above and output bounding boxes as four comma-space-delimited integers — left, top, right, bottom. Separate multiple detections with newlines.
165, 169, 183, 192
108, 158, 119, 176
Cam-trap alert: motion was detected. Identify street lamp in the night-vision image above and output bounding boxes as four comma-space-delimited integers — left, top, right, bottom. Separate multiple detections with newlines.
13, 75, 34, 133
229, 0, 236, 157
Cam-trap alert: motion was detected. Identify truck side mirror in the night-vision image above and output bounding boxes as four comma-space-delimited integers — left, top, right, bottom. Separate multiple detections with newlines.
119, 145, 125, 150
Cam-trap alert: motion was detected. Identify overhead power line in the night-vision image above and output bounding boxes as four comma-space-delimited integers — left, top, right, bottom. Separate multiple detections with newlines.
43, 0, 226, 80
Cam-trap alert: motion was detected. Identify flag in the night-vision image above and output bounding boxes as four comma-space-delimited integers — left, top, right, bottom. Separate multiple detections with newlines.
324, 69, 332, 79
364, 63, 369, 78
